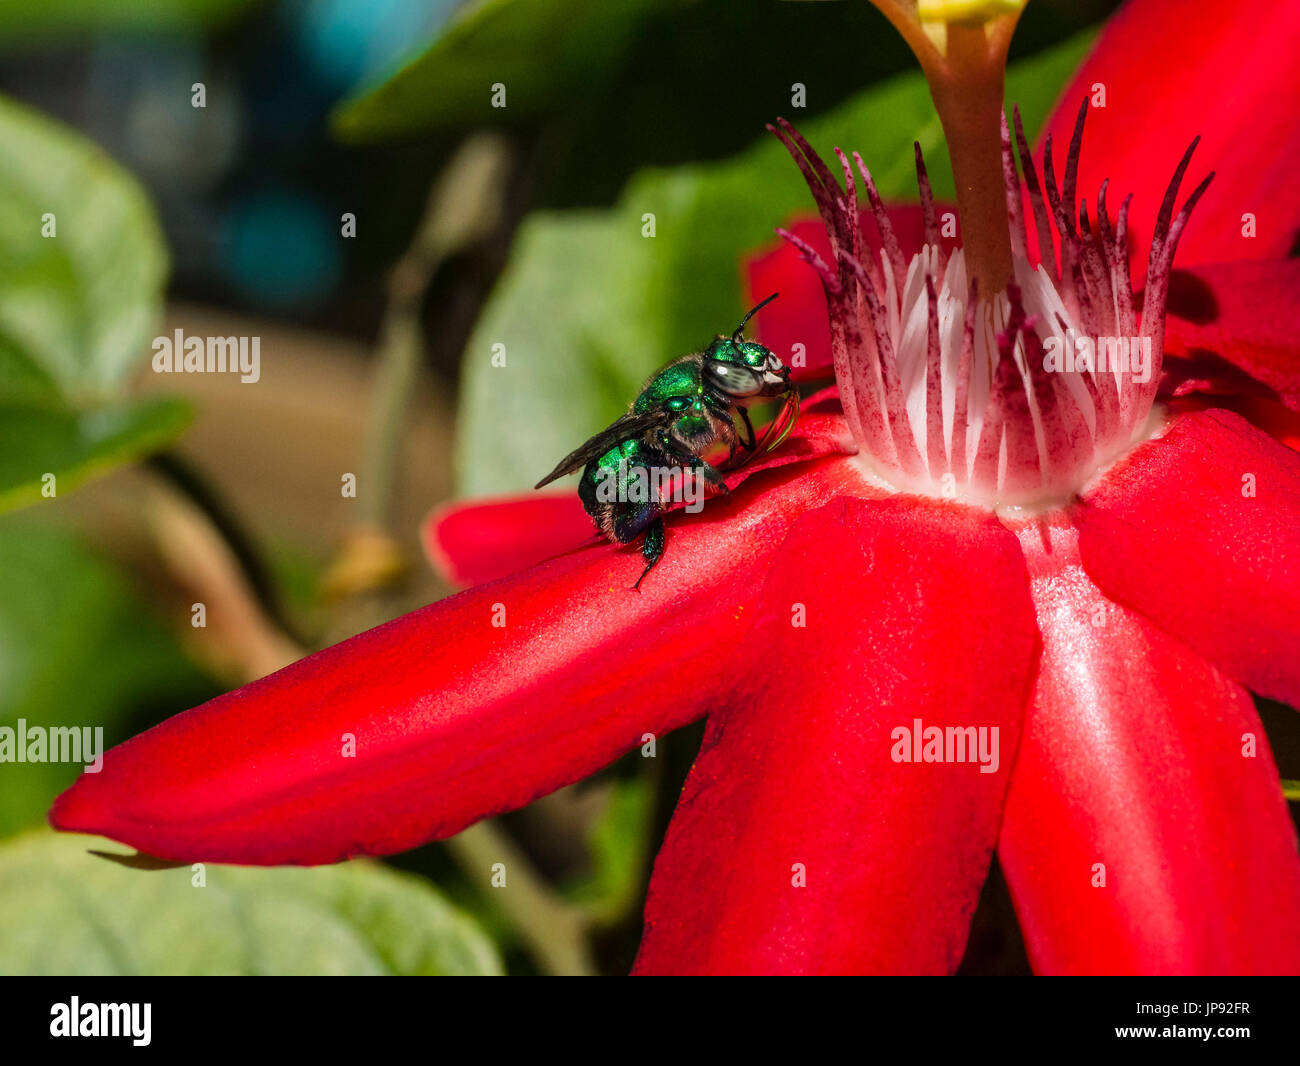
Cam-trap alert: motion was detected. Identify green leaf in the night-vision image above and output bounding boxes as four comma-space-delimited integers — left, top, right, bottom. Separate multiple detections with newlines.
0, 0, 255, 42
0, 523, 213, 837
0, 94, 168, 404
455, 202, 671, 496
0, 94, 186, 511
334, 0, 663, 142
0, 831, 504, 975
0, 397, 191, 515
456, 30, 1095, 496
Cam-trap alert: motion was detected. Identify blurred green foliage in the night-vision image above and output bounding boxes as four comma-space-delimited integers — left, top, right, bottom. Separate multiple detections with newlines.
0, 95, 189, 513
564, 777, 654, 923
336, 0, 665, 142
0, 0, 256, 42
336, 0, 1113, 207
0, 831, 503, 975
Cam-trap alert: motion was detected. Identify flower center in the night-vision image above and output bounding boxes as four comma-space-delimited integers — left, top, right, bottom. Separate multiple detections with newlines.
772, 104, 1212, 509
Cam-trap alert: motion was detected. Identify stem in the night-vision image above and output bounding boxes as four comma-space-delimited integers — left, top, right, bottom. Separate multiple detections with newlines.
143, 470, 305, 682
357, 257, 429, 530
930, 21, 1013, 293
325, 135, 514, 609
359, 310, 423, 529
147, 451, 303, 644
357, 134, 511, 531
444, 822, 597, 976
870, 0, 946, 72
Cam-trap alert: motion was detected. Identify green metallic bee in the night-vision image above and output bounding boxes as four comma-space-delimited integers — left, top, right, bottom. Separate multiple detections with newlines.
535, 294, 799, 589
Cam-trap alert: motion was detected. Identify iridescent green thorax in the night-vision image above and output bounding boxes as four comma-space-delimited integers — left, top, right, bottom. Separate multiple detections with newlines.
634, 357, 713, 440
635, 359, 703, 408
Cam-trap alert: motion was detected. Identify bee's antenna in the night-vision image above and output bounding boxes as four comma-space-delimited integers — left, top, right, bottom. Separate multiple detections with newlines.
732, 292, 779, 344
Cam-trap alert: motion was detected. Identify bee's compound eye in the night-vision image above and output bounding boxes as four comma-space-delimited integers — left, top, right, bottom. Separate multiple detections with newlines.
704, 359, 763, 397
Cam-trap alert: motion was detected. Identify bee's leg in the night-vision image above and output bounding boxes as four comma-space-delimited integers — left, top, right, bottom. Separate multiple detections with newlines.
738, 405, 758, 452
678, 456, 729, 499
697, 460, 729, 495
632, 518, 666, 590
661, 439, 730, 496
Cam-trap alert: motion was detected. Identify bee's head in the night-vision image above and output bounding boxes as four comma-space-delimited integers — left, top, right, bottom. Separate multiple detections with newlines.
702, 294, 789, 399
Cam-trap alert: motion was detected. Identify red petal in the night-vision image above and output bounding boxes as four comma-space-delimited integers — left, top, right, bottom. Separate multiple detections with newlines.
1076, 408, 1300, 707
1171, 392, 1300, 453
747, 218, 836, 380
1041, 0, 1300, 271
633, 494, 1039, 975
1164, 260, 1300, 412
1000, 517, 1300, 975
50, 458, 871, 865
424, 406, 857, 588
424, 493, 597, 589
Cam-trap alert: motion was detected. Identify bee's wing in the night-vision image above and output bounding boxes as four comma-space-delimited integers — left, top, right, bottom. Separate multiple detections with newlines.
534, 409, 672, 489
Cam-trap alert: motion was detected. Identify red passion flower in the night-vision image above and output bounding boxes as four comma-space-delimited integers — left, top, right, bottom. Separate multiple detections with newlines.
51, 0, 1300, 974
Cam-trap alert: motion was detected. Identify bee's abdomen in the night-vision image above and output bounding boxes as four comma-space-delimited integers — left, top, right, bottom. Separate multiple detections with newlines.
578, 440, 669, 545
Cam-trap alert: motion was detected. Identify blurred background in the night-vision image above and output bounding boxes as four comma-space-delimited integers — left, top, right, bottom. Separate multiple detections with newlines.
1, 0, 1294, 976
